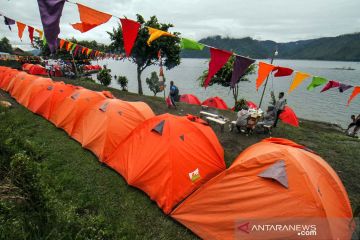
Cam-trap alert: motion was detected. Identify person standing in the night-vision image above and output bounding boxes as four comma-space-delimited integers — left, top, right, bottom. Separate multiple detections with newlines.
169, 81, 179, 108
273, 92, 287, 127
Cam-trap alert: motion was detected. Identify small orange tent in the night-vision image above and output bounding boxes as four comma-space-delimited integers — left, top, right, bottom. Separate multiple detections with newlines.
202, 96, 228, 110
28, 82, 78, 119
11, 74, 41, 101
71, 98, 155, 161
49, 89, 109, 135
28, 64, 48, 76
22, 63, 30, 71
171, 138, 354, 240
5, 71, 28, 93
106, 113, 225, 214
23, 63, 34, 72
18, 77, 53, 107
0, 69, 20, 91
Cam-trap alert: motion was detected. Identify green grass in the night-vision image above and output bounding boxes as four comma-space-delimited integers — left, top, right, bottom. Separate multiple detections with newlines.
0, 77, 359, 239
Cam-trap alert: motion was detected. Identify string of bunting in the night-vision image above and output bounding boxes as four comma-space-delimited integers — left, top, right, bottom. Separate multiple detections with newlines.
2, 1, 360, 106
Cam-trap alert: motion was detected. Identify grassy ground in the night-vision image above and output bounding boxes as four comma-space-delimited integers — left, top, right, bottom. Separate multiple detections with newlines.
0, 76, 359, 239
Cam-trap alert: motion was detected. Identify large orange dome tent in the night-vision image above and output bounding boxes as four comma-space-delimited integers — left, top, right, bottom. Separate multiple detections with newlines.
18, 77, 53, 107
179, 94, 201, 105
11, 74, 41, 102
0, 69, 20, 91
171, 138, 354, 240
71, 98, 155, 162
202, 96, 228, 110
22, 63, 33, 72
28, 64, 48, 76
4, 71, 28, 93
106, 113, 226, 214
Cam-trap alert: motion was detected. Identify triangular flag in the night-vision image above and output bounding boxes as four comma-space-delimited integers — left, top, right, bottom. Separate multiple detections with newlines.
273, 66, 294, 77
230, 55, 255, 88
339, 83, 353, 93
28, 26, 34, 44
256, 62, 275, 91
37, 0, 65, 53
4, 17, 15, 31
42, 36, 47, 46
59, 39, 65, 49
347, 86, 360, 106
307, 76, 328, 91
87, 48, 92, 55
73, 45, 80, 56
66, 42, 73, 51
288, 71, 311, 93
16, 22, 26, 40
71, 3, 112, 33
180, 38, 205, 50
147, 27, 175, 46
204, 48, 233, 87
120, 18, 141, 57
320, 80, 340, 93
71, 43, 77, 52
35, 29, 43, 39
82, 47, 87, 54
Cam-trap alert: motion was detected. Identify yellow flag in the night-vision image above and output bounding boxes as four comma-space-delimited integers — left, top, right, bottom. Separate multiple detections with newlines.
66, 42, 73, 51
87, 48, 92, 55
288, 71, 311, 93
35, 29, 43, 39
147, 27, 175, 46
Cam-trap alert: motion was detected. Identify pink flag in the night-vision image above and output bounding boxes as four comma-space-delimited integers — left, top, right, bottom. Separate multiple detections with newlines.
320, 80, 340, 93
204, 48, 233, 87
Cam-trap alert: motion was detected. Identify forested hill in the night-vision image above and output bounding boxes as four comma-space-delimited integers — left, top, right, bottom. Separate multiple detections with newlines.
181, 33, 360, 61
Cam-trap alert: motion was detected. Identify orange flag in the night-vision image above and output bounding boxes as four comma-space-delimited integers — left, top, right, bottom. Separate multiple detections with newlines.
288, 71, 311, 93
59, 39, 66, 49
256, 62, 275, 90
72, 3, 112, 33
347, 86, 360, 106
147, 27, 175, 46
82, 47, 87, 54
66, 42, 73, 51
16, 22, 26, 40
35, 29, 43, 39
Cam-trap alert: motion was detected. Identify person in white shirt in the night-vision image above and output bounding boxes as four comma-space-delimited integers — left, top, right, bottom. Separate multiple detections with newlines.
236, 106, 250, 132
273, 92, 287, 127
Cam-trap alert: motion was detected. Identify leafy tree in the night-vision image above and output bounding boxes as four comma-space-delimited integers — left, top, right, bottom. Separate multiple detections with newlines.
97, 68, 112, 86
197, 56, 256, 106
146, 71, 164, 96
108, 14, 181, 95
0, 37, 13, 53
117, 76, 128, 91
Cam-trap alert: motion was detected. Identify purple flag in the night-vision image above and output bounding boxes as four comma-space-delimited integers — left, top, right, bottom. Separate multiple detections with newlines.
339, 83, 353, 93
230, 55, 255, 88
73, 45, 80, 56
4, 17, 15, 31
37, 0, 65, 53
320, 80, 340, 93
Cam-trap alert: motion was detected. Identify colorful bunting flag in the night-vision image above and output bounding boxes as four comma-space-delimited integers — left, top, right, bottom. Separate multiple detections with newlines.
120, 18, 141, 57
347, 86, 360, 106
87, 48, 92, 55
71, 43, 77, 52
28, 26, 34, 44
16, 22, 26, 40
4, 17, 15, 30
59, 39, 66, 49
180, 38, 205, 50
73, 45, 80, 56
66, 42, 73, 51
82, 47, 87, 54
256, 62, 275, 91
42, 36, 47, 46
204, 48, 233, 87
35, 29, 43, 39
320, 80, 340, 93
273, 66, 294, 77
147, 27, 175, 46
37, 0, 65, 53
339, 83, 353, 93
288, 71, 311, 93
72, 3, 112, 33
230, 55, 255, 88
307, 76, 328, 91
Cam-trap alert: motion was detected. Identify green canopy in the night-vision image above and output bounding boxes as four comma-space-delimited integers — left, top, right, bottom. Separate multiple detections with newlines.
180, 38, 205, 51
307, 76, 328, 91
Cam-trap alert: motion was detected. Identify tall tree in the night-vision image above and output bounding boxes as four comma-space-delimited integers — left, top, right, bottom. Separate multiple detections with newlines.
108, 14, 181, 95
0, 37, 13, 53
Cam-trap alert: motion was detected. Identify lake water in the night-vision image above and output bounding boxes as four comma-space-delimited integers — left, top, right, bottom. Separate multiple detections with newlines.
91, 58, 360, 128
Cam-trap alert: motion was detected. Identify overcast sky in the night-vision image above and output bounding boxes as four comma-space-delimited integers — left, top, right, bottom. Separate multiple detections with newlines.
0, 0, 359, 50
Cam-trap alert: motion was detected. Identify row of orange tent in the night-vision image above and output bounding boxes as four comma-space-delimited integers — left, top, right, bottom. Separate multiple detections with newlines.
0, 66, 354, 239
22, 63, 48, 76
83, 64, 102, 71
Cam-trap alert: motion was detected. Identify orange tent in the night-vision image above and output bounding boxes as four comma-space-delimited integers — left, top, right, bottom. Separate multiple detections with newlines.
171, 138, 354, 240
18, 77, 53, 107
49, 89, 109, 135
106, 113, 225, 214
22, 63, 30, 71
5, 71, 28, 93
28, 82, 78, 119
11, 74, 41, 102
28, 64, 48, 76
202, 96, 228, 110
71, 98, 155, 161
0, 69, 20, 91
23, 63, 34, 72
0, 67, 12, 88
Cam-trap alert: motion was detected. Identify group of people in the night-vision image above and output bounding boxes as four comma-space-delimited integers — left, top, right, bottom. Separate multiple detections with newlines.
235, 92, 287, 133
346, 114, 360, 137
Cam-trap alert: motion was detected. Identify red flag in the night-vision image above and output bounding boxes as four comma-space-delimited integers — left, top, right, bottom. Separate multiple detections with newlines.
16, 22, 26, 40
72, 3, 112, 33
321, 80, 340, 93
120, 18, 141, 57
28, 26, 34, 44
273, 66, 294, 77
73, 45, 80, 56
347, 86, 360, 106
256, 62, 275, 90
204, 48, 233, 87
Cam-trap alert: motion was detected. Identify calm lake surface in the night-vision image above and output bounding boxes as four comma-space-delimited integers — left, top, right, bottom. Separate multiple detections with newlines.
92, 58, 360, 128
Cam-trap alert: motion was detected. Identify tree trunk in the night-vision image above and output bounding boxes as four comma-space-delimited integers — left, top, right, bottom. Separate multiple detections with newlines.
232, 84, 239, 106
137, 65, 143, 95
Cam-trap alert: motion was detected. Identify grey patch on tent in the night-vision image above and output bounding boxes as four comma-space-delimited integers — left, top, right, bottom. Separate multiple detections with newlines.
180, 134, 184, 141
258, 160, 288, 189
71, 92, 80, 100
117, 111, 122, 116
152, 120, 165, 135
47, 86, 53, 90
99, 102, 109, 112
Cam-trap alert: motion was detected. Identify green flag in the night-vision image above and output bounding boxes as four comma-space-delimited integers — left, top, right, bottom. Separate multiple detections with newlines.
71, 43, 77, 51
180, 38, 205, 50
307, 76, 328, 91
42, 36, 47, 46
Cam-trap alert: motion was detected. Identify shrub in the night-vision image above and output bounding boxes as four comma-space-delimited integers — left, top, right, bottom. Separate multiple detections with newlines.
97, 68, 112, 86
117, 76, 128, 91
146, 71, 163, 96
